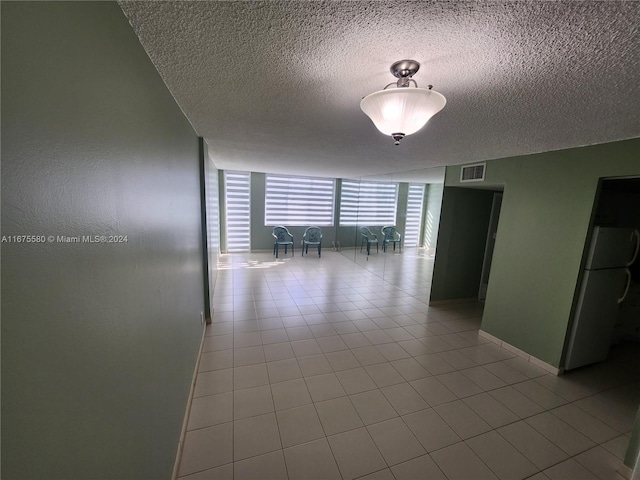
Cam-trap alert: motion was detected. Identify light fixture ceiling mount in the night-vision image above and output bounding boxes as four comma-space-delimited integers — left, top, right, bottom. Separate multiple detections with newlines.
360, 60, 446, 146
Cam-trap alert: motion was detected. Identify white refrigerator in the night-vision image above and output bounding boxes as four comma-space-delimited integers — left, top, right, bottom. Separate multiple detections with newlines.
564, 226, 640, 371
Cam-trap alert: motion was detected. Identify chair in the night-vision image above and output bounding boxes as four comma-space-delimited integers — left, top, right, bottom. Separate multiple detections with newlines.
359, 227, 379, 255
272, 226, 294, 258
301, 226, 322, 257
381, 226, 402, 253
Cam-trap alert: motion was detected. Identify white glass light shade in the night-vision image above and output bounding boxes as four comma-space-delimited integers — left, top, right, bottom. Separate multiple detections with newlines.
360, 87, 446, 136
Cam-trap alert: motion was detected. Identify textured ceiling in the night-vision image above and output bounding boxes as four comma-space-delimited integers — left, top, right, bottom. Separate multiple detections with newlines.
119, 1, 640, 179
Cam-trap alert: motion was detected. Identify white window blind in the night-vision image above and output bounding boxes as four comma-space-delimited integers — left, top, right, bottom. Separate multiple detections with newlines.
265, 174, 335, 226
404, 184, 425, 247
224, 171, 251, 253
339, 180, 398, 226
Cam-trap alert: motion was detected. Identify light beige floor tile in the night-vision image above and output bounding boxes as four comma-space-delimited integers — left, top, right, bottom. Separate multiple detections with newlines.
362, 329, 395, 345
364, 362, 405, 387
436, 371, 485, 398
283, 438, 341, 480
574, 394, 635, 433
178, 463, 233, 480
351, 346, 387, 366
483, 360, 529, 384
466, 430, 538, 480
297, 353, 333, 377
357, 468, 395, 480
402, 408, 461, 452
233, 363, 269, 390
391, 454, 447, 480
276, 403, 325, 447
513, 379, 568, 409
187, 392, 233, 430
367, 417, 426, 466
503, 357, 548, 378
434, 400, 492, 439
376, 342, 412, 361
233, 450, 287, 480
310, 323, 338, 338
489, 386, 545, 418
290, 338, 323, 357
199, 350, 234, 372
381, 382, 429, 415
260, 328, 289, 345
285, 325, 314, 340
390, 357, 431, 381
327, 427, 387, 480
305, 372, 347, 401
194, 369, 233, 397
431, 442, 498, 480
316, 335, 349, 353
332, 321, 360, 334
179, 423, 233, 476
462, 392, 520, 428
349, 389, 398, 425
575, 446, 626, 480
497, 420, 568, 469
233, 384, 274, 419
534, 374, 595, 402
258, 317, 285, 331
396, 339, 431, 356
233, 412, 282, 461
335, 367, 377, 394
202, 334, 234, 353
315, 396, 364, 435
414, 353, 456, 375
460, 365, 506, 391
438, 350, 478, 370
234, 345, 266, 367
234, 332, 263, 348
325, 349, 361, 371
409, 376, 457, 406
550, 404, 619, 444
341, 332, 372, 349
263, 342, 295, 362
525, 412, 595, 456
267, 358, 302, 383
543, 458, 599, 480
270, 378, 313, 411
601, 435, 631, 461
383, 327, 414, 341
525, 474, 551, 480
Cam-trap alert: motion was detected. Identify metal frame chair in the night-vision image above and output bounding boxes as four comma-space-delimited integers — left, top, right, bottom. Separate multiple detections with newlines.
359, 227, 379, 255
272, 226, 294, 258
381, 226, 402, 253
302, 226, 322, 257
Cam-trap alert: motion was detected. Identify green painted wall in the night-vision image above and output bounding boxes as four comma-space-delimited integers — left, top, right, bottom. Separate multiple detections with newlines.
443, 139, 640, 367
1, 3, 204, 479
430, 187, 495, 301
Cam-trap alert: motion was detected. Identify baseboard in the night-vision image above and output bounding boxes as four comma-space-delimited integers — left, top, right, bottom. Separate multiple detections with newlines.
429, 297, 478, 306
479, 329, 561, 376
172, 323, 207, 480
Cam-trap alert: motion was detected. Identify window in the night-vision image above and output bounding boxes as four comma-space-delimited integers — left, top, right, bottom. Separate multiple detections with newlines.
224, 171, 251, 253
339, 180, 398, 226
265, 174, 335, 226
404, 184, 425, 247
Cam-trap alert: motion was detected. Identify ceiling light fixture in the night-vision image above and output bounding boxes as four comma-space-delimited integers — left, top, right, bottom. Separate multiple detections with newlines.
360, 60, 446, 146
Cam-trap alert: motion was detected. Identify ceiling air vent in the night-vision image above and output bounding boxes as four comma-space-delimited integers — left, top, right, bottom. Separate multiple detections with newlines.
460, 163, 486, 182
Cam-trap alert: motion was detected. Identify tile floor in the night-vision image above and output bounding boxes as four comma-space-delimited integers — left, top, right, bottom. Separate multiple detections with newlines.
177, 250, 640, 480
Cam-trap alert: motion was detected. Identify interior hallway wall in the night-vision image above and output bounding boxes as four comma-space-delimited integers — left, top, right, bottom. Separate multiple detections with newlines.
440, 138, 640, 368
1, 3, 205, 479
